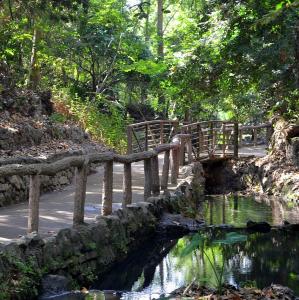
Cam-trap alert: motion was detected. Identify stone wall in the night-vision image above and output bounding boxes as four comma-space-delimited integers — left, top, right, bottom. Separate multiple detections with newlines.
0, 162, 205, 300
0, 168, 75, 207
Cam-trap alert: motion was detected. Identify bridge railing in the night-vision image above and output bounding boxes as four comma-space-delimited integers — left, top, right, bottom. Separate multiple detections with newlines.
126, 120, 179, 154
239, 123, 273, 147
180, 121, 239, 159
0, 134, 191, 235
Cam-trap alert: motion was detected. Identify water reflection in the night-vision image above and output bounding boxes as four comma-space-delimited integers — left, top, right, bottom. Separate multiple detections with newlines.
202, 194, 299, 226
46, 195, 299, 300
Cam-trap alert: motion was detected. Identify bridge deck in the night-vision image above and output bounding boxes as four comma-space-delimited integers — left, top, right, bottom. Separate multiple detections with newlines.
0, 145, 266, 243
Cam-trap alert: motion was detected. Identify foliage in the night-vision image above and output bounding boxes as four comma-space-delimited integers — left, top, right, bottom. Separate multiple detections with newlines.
0, 0, 298, 147
52, 90, 129, 153
181, 231, 247, 293
0, 254, 42, 300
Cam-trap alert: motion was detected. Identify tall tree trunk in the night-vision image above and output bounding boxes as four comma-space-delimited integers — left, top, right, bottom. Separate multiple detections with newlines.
157, 0, 164, 60
295, 20, 299, 88
28, 26, 41, 90
157, 0, 166, 117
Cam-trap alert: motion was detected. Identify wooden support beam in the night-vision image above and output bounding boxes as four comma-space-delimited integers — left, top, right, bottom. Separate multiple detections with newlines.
253, 128, 257, 146
144, 158, 152, 200
28, 174, 40, 233
102, 161, 113, 216
179, 138, 185, 166
160, 121, 164, 144
186, 137, 193, 164
127, 126, 133, 154
73, 163, 88, 226
171, 147, 179, 185
122, 162, 132, 208
151, 155, 160, 196
234, 123, 239, 158
222, 124, 226, 157
161, 150, 170, 190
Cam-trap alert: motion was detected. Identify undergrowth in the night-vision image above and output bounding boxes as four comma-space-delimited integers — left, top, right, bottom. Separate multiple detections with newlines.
52, 89, 130, 153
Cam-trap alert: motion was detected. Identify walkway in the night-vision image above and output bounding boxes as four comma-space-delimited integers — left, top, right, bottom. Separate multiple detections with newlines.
0, 146, 267, 243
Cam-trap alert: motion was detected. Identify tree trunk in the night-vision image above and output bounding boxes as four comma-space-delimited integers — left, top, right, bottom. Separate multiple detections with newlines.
157, 0, 166, 117
295, 20, 299, 88
28, 26, 41, 90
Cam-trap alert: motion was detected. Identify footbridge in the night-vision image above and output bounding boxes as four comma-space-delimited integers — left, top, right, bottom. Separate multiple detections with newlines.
0, 120, 272, 241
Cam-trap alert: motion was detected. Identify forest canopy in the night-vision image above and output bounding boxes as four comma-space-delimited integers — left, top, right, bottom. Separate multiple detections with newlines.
0, 0, 298, 149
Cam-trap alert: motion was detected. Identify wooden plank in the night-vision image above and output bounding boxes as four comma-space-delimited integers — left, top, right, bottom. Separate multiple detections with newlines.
123, 162, 132, 208
144, 158, 152, 200
151, 155, 160, 196
161, 150, 170, 190
127, 126, 133, 154
171, 147, 179, 184
102, 161, 113, 216
28, 174, 40, 233
234, 123, 239, 158
73, 163, 88, 226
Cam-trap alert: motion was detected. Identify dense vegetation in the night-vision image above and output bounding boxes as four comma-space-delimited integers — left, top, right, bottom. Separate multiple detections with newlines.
0, 0, 298, 150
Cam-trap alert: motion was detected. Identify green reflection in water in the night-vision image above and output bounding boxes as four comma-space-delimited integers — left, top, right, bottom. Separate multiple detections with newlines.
201, 194, 298, 226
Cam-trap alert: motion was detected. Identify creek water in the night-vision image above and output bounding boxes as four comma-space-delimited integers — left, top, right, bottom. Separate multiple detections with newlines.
45, 195, 299, 300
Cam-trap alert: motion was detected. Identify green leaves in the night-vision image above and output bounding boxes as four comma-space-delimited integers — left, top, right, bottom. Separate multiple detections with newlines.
121, 59, 168, 76
213, 232, 247, 245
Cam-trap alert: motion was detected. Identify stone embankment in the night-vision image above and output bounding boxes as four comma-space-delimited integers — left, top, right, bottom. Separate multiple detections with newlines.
0, 163, 205, 300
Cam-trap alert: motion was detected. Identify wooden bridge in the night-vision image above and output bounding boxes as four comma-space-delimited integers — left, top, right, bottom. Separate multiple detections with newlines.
0, 120, 272, 240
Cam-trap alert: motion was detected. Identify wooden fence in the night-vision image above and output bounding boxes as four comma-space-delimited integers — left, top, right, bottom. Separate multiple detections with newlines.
0, 134, 192, 234
127, 120, 179, 154
127, 120, 273, 160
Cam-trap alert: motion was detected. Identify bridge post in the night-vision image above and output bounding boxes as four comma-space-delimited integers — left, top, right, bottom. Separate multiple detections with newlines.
186, 137, 193, 164
73, 162, 88, 226
28, 174, 40, 233
222, 124, 226, 157
102, 161, 113, 215
127, 126, 133, 154
160, 121, 164, 144
234, 123, 239, 158
171, 147, 179, 184
144, 158, 152, 200
123, 162, 132, 207
179, 137, 185, 166
151, 155, 160, 196
161, 150, 170, 190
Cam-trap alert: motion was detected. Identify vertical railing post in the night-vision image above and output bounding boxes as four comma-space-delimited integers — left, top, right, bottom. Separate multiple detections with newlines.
127, 126, 133, 154
233, 122, 239, 158
179, 137, 185, 166
171, 146, 179, 184
151, 155, 160, 196
222, 124, 226, 157
102, 160, 113, 216
253, 127, 257, 146
239, 128, 243, 147
197, 124, 201, 158
209, 122, 214, 157
161, 150, 170, 190
144, 158, 152, 200
160, 121, 164, 144
186, 137, 193, 164
145, 124, 149, 151
123, 162, 132, 208
73, 162, 88, 226
28, 174, 40, 233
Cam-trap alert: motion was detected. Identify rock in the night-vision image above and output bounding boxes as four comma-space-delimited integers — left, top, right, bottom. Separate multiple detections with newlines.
246, 220, 271, 233
262, 284, 296, 300
157, 213, 205, 236
40, 275, 72, 298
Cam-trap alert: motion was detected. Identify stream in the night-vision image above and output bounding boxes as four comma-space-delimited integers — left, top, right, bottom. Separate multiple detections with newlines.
42, 195, 299, 299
